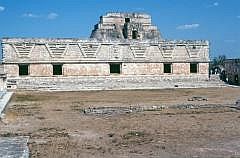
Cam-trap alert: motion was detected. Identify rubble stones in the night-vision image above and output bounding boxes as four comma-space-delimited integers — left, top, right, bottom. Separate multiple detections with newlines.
82, 105, 165, 116
83, 106, 142, 116
188, 96, 208, 101
232, 99, 240, 110
236, 99, 240, 106
173, 104, 227, 110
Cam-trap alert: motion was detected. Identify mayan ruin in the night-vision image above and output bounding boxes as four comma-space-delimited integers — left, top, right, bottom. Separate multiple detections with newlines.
0, 1, 240, 157
1, 12, 211, 90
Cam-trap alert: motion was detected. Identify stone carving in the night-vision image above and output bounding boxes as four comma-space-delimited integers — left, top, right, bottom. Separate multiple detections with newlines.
186, 45, 202, 58
130, 44, 147, 58
0, 12, 211, 91
111, 44, 120, 59
78, 43, 100, 58
12, 43, 35, 58
45, 43, 68, 58
159, 44, 174, 58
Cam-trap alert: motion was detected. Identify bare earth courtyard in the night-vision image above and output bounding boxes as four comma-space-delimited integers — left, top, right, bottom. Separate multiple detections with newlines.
0, 87, 240, 158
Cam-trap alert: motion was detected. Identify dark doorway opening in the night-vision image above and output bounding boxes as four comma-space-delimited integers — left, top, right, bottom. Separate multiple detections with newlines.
53, 64, 63, 75
110, 64, 121, 74
132, 30, 138, 39
190, 63, 198, 73
19, 64, 29, 76
125, 18, 130, 23
164, 63, 172, 73
235, 75, 239, 84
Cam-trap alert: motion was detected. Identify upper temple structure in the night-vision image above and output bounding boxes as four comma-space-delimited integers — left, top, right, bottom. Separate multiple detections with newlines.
90, 13, 161, 40
0, 12, 211, 91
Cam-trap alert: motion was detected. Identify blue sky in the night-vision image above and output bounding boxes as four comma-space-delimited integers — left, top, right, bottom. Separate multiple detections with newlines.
0, 0, 239, 58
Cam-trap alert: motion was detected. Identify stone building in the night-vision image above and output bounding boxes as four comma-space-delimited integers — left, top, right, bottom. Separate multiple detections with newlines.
91, 12, 161, 40
0, 12, 210, 90
224, 59, 240, 85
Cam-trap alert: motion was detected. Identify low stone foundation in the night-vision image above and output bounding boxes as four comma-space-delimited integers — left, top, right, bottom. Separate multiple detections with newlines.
6, 75, 227, 91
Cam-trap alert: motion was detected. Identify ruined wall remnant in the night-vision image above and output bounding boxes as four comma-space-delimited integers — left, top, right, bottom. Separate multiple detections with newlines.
224, 59, 240, 85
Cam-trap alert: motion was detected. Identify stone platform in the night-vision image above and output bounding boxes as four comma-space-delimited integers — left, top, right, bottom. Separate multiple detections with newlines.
0, 136, 29, 158
0, 92, 13, 114
7, 75, 227, 91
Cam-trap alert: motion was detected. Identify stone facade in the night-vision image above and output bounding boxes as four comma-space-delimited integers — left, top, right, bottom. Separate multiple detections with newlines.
0, 12, 210, 90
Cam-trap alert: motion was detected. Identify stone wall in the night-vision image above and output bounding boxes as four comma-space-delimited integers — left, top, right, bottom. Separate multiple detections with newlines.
63, 64, 109, 76
199, 63, 209, 74
30, 64, 52, 77
172, 63, 189, 74
122, 63, 163, 75
5, 74, 223, 91
1, 39, 209, 64
3, 62, 209, 77
4, 64, 18, 77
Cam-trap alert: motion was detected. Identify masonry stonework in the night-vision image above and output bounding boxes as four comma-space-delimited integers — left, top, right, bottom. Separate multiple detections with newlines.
172, 63, 190, 75
122, 63, 164, 75
63, 64, 109, 76
4, 64, 18, 77
30, 64, 52, 77
1, 12, 210, 90
199, 63, 209, 74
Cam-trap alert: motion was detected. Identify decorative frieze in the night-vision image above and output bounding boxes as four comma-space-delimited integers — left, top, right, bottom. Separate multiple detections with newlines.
12, 43, 35, 58
78, 43, 100, 58
45, 43, 68, 58
130, 44, 147, 58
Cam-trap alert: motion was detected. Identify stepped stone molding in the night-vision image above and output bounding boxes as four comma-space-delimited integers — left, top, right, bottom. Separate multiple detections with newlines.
45, 43, 68, 58
158, 43, 175, 58
11, 43, 35, 58
130, 44, 148, 58
2, 39, 209, 63
185, 45, 203, 58
78, 43, 100, 58
111, 44, 120, 59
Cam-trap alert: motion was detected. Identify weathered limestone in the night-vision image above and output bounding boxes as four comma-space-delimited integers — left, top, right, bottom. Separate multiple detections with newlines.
30, 64, 52, 77
3, 64, 18, 77
90, 12, 161, 40
172, 63, 189, 74
0, 92, 13, 115
122, 63, 164, 75
5, 75, 226, 91
0, 136, 29, 158
63, 64, 109, 76
0, 12, 211, 90
199, 63, 209, 74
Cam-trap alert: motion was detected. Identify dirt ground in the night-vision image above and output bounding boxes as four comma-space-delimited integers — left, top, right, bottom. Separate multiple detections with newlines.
0, 87, 240, 158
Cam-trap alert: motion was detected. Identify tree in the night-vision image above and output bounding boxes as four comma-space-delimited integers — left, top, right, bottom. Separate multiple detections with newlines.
212, 55, 226, 67
210, 55, 227, 74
